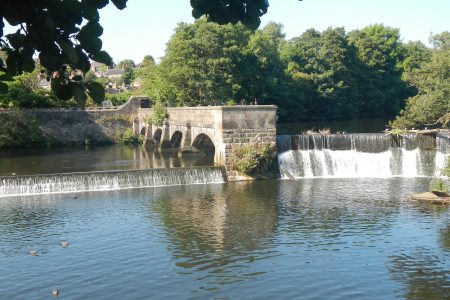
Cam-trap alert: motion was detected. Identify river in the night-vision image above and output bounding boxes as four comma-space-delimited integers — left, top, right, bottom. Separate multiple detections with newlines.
0, 179, 449, 299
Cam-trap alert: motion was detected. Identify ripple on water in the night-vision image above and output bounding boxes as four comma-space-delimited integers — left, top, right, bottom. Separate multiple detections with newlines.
0, 178, 449, 299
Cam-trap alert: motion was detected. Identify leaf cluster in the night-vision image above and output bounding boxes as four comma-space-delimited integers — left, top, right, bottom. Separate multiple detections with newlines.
190, 0, 271, 30
0, 0, 128, 106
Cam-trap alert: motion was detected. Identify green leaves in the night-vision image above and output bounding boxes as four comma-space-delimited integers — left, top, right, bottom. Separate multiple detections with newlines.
90, 51, 113, 66
86, 81, 105, 104
190, 0, 270, 30
111, 0, 127, 10
77, 21, 104, 53
51, 76, 73, 101
0, 0, 128, 102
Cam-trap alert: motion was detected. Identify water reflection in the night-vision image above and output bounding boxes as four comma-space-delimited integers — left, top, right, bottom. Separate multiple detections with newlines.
0, 178, 448, 299
389, 247, 450, 299
150, 182, 279, 288
0, 145, 214, 175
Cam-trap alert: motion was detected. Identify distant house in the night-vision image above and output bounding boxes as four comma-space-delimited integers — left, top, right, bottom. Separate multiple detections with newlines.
104, 69, 124, 79
39, 78, 51, 89
90, 62, 106, 77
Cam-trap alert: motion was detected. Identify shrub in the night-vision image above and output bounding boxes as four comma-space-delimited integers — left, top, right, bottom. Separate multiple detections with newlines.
121, 128, 143, 145
429, 178, 449, 193
443, 157, 450, 177
232, 144, 278, 177
0, 111, 48, 148
152, 101, 169, 126
105, 91, 133, 106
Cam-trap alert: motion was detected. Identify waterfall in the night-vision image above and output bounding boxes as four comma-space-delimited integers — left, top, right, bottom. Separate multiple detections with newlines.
0, 167, 226, 197
277, 133, 449, 179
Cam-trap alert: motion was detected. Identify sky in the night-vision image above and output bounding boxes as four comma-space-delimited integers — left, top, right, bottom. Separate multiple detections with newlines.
98, 0, 450, 63
4, 0, 450, 63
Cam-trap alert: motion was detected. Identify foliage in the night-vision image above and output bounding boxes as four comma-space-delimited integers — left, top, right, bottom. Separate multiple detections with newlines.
0, 0, 280, 102
443, 158, 450, 177
429, 178, 449, 193
117, 59, 136, 84
160, 20, 254, 107
226, 99, 237, 106
391, 32, 450, 129
121, 128, 143, 145
105, 91, 132, 106
0, 71, 70, 108
136, 21, 426, 123
232, 144, 278, 177
190, 0, 270, 30
152, 101, 169, 127
0, 0, 128, 103
0, 111, 47, 148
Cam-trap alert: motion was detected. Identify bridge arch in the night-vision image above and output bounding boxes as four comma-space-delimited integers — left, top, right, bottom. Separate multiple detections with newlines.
192, 133, 215, 154
140, 126, 146, 136
153, 128, 162, 143
170, 131, 183, 148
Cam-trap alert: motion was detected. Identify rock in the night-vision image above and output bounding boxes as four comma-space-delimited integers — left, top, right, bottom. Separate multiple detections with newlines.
407, 191, 450, 204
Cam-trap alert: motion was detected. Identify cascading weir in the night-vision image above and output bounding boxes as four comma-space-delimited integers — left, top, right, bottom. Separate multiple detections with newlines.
277, 133, 449, 178
0, 167, 226, 197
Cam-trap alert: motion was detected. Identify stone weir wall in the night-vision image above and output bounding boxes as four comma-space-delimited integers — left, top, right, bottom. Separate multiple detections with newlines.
0, 97, 146, 145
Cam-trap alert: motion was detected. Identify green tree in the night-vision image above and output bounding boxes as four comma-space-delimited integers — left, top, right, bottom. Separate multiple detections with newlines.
348, 24, 409, 117
160, 19, 253, 106
282, 27, 357, 119
117, 59, 135, 84
391, 32, 450, 129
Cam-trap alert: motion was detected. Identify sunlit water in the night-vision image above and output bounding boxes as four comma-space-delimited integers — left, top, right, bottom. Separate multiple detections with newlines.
1, 179, 449, 299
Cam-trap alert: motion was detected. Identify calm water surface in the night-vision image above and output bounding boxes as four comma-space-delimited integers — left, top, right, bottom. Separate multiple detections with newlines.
0, 145, 214, 176
1, 178, 449, 299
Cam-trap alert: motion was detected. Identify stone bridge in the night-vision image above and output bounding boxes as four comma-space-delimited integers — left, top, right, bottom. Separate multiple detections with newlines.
128, 97, 277, 179
0, 96, 277, 180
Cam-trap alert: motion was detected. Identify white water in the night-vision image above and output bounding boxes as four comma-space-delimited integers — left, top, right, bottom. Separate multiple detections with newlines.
0, 167, 226, 197
277, 134, 449, 179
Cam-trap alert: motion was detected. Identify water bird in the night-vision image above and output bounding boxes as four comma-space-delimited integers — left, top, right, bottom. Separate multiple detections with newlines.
59, 240, 69, 248
50, 289, 60, 297
29, 250, 38, 256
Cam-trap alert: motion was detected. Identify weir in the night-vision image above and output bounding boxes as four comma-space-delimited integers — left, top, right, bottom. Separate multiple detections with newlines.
0, 167, 226, 197
277, 133, 449, 178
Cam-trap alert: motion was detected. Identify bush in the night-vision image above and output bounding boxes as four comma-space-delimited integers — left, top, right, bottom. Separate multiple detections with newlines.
121, 128, 143, 145
232, 144, 278, 177
443, 158, 450, 177
152, 101, 169, 126
0, 111, 48, 148
105, 91, 133, 106
429, 178, 449, 193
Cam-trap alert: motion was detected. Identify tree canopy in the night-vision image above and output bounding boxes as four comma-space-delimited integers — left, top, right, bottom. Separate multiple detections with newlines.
0, 0, 276, 107
391, 32, 450, 129
136, 21, 422, 122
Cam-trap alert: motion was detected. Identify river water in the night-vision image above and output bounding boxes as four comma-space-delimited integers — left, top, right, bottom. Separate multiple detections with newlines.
0, 178, 449, 299
0, 145, 214, 176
